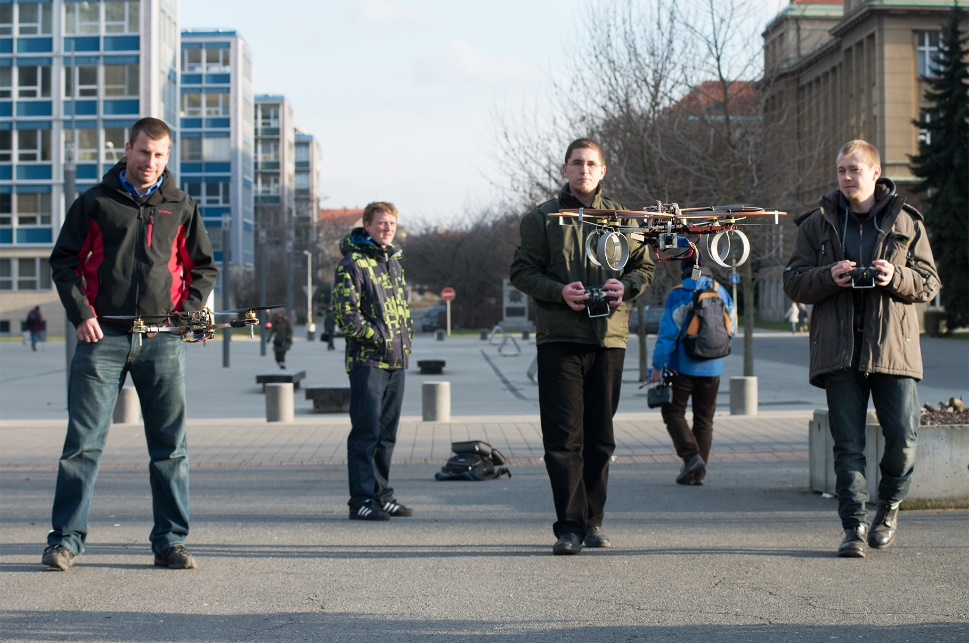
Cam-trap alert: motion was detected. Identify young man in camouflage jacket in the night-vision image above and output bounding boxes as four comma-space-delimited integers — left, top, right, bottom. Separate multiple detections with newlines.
333, 201, 415, 521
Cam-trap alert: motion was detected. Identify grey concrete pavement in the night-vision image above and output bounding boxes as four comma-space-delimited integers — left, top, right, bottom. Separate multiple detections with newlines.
1, 331, 967, 641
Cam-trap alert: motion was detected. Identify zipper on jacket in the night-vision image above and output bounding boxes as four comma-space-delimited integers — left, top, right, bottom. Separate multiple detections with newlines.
147, 210, 154, 248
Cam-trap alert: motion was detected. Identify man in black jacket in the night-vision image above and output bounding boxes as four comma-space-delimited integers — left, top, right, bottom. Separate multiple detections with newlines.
43, 117, 217, 571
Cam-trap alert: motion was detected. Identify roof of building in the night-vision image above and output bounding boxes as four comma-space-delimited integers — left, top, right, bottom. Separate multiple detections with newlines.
319, 208, 363, 227
669, 80, 761, 118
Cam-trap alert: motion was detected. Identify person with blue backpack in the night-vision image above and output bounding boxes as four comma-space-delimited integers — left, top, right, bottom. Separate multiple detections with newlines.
649, 256, 736, 486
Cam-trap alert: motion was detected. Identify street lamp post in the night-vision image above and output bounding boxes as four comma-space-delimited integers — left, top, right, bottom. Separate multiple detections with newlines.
303, 250, 315, 340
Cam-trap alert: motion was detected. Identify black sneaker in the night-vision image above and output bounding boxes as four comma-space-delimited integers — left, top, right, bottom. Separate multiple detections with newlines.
382, 500, 414, 517
350, 499, 390, 521
41, 544, 75, 571
154, 544, 198, 569
838, 524, 868, 558
552, 532, 583, 555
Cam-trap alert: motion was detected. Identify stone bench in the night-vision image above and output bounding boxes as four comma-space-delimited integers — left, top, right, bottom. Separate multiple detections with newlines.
417, 359, 446, 375
305, 386, 351, 413
256, 370, 306, 392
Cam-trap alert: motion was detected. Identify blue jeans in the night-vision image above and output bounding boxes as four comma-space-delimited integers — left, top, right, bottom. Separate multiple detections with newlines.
48, 328, 189, 555
825, 369, 920, 529
346, 366, 405, 508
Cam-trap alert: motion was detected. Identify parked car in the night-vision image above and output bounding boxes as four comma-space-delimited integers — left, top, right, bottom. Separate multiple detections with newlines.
628, 306, 663, 334
420, 305, 448, 332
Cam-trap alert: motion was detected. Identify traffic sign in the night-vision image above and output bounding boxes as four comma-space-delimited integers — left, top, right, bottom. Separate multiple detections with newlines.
441, 287, 456, 301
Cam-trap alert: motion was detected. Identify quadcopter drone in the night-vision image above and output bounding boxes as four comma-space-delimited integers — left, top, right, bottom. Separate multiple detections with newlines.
101, 305, 281, 345
551, 202, 787, 271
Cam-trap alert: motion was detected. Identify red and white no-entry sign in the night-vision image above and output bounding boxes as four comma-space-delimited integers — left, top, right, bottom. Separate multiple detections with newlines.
440, 287, 456, 301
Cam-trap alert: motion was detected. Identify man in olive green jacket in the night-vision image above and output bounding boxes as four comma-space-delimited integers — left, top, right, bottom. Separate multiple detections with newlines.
511, 138, 654, 555
783, 140, 939, 558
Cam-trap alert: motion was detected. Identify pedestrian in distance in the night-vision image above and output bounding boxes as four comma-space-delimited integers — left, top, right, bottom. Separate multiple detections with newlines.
787, 301, 800, 334
797, 303, 810, 333
44, 117, 218, 571
333, 201, 415, 521
323, 308, 336, 351
510, 138, 654, 555
783, 139, 940, 558
266, 310, 293, 369
24, 305, 45, 351
649, 257, 736, 486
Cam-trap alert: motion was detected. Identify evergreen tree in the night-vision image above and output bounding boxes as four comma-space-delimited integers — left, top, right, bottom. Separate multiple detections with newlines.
910, 3, 969, 333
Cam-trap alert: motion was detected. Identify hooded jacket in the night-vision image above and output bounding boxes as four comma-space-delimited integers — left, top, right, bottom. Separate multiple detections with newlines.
333, 227, 414, 372
652, 275, 736, 377
783, 178, 940, 387
510, 183, 654, 348
49, 160, 217, 329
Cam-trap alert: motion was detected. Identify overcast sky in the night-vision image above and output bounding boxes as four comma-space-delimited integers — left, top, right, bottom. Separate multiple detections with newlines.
181, 0, 786, 224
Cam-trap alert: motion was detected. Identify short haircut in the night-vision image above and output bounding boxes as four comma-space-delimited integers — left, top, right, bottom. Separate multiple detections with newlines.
128, 117, 172, 145
838, 140, 880, 168
564, 138, 606, 166
362, 201, 398, 224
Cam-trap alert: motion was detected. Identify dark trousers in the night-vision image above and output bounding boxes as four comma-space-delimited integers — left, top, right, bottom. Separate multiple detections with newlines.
346, 366, 405, 508
661, 374, 720, 476
537, 342, 624, 538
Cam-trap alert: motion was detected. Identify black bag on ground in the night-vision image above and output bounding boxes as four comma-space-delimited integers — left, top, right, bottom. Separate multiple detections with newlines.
435, 441, 511, 481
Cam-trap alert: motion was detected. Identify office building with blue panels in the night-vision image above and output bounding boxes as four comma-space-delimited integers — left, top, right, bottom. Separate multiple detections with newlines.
180, 28, 254, 301
0, 0, 178, 332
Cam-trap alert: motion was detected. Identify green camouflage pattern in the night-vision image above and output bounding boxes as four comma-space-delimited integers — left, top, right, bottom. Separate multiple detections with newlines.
333, 228, 413, 373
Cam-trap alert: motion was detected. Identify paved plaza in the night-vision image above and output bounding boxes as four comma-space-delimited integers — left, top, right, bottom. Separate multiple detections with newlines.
0, 331, 966, 641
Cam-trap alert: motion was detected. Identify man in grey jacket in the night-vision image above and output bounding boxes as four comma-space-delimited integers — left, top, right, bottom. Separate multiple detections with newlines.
783, 140, 940, 558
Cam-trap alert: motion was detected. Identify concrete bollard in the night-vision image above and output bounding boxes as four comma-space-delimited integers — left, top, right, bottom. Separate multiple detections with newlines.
422, 381, 451, 422
729, 376, 758, 416
112, 386, 141, 424
266, 382, 295, 422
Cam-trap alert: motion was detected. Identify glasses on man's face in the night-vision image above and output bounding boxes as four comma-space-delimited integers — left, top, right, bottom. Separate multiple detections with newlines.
568, 160, 602, 170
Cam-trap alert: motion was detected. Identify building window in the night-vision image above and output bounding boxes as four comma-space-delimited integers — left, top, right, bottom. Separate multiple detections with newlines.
0, 258, 52, 291
182, 92, 202, 117
17, 130, 51, 162
0, 130, 10, 163
65, 65, 99, 99
295, 171, 310, 190
104, 64, 139, 97
104, 1, 139, 34
204, 181, 230, 205
258, 140, 278, 162
295, 144, 310, 163
104, 128, 126, 163
258, 105, 279, 128
0, 4, 12, 36
205, 48, 230, 73
181, 138, 202, 161
18, 2, 52, 35
0, 67, 10, 99
18, 66, 51, 99
256, 174, 279, 195
916, 31, 942, 78
203, 137, 231, 161
64, 1, 100, 35
205, 93, 229, 116
0, 194, 11, 226
16, 193, 52, 226
183, 49, 203, 74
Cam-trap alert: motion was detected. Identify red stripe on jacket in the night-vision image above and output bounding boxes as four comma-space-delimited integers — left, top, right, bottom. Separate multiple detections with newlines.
77, 219, 104, 315
169, 224, 196, 311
